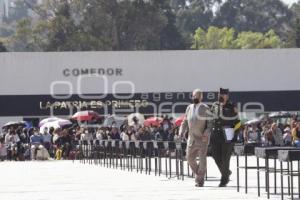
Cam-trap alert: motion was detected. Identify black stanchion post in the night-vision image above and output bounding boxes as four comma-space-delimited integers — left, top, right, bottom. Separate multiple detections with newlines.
257, 157, 260, 196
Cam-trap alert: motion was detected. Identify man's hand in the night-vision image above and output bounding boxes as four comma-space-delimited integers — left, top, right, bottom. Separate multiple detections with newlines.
201, 132, 209, 143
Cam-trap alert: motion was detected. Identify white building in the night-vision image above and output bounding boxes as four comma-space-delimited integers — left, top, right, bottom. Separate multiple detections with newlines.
0, 0, 7, 22
0, 49, 299, 126
0, 0, 16, 21
0, 0, 43, 22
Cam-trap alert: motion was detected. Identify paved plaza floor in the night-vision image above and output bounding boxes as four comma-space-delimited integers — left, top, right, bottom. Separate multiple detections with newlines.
0, 157, 289, 200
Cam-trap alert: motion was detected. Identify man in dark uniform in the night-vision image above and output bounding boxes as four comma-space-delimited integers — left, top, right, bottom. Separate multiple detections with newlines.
210, 88, 241, 187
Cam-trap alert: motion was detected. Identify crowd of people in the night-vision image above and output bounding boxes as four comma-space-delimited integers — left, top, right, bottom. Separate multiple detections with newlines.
0, 113, 300, 162
0, 115, 180, 161
241, 116, 300, 147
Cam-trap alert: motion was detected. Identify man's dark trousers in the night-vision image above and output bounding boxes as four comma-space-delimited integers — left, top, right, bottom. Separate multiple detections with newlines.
210, 141, 233, 181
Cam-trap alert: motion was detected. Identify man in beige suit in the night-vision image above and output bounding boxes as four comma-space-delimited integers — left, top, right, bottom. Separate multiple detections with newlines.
179, 89, 212, 187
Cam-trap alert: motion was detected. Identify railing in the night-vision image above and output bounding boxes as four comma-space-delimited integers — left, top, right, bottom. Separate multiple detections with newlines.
76, 139, 199, 180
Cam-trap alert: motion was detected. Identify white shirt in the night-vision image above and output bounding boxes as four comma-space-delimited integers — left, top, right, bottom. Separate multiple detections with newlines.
81, 133, 93, 141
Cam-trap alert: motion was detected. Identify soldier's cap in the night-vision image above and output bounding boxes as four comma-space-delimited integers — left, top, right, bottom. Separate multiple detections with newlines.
219, 88, 229, 95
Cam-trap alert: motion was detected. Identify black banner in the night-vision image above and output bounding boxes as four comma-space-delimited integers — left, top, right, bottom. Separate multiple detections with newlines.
0, 91, 299, 116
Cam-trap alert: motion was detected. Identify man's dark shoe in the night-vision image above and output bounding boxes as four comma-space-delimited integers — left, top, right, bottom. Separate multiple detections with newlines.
218, 182, 227, 187
219, 177, 229, 187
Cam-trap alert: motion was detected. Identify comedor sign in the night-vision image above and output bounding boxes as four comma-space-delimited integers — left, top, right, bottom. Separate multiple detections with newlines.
62, 68, 123, 77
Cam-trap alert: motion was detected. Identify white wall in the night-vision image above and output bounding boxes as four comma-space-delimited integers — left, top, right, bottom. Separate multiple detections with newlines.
0, 49, 299, 95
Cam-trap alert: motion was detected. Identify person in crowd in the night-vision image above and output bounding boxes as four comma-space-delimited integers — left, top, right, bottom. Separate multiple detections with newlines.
135, 127, 142, 141
20, 128, 29, 144
265, 123, 284, 146
145, 126, 156, 140
179, 89, 212, 187
154, 126, 163, 141
235, 125, 244, 143
49, 127, 55, 134
167, 128, 176, 141
75, 126, 82, 141
0, 130, 4, 140
14, 127, 26, 161
7, 128, 19, 144
5, 127, 20, 160
139, 127, 152, 141
283, 126, 292, 146
59, 128, 72, 159
0, 137, 7, 161
122, 125, 136, 141
80, 128, 93, 141
52, 128, 63, 160
290, 118, 297, 131
102, 128, 109, 140
131, 116, 142, 132
244, 124, 261, 144
162, 116, 172, 132
173, 127, 181, 142
160, 126, 169, 141
260, 122, 270, 145
28, 127, 34, 138
292, 121, 300, 147
96, 128, 104, 140
42, 127, 52, 152
17, 128, 30, 160
108, 126, 121, 140
13, 128, 21, 144
30, 128, 44, 160
52, 128, 61, 145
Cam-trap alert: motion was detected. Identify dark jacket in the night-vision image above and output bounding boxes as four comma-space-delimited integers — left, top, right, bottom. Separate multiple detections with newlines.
210, 101, 240, 143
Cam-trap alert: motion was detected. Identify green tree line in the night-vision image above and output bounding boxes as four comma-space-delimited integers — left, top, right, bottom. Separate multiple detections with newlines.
1, 0, 300, 51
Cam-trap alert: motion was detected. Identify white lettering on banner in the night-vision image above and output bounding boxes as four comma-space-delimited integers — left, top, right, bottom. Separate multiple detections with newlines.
39, 100, 148, 110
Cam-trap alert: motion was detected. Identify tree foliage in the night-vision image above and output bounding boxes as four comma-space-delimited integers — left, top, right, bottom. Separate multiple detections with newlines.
214, 0, 292, 36
6, 0, 187, 51
1, 0, 300, 51
192, 26, 282, 49
287, 1, 300, 47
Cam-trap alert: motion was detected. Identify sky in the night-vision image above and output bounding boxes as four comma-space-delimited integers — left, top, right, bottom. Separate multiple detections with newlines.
282, 0, 299, 5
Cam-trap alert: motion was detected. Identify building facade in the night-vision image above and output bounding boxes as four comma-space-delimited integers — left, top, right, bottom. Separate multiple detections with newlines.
0, 49, 299, 126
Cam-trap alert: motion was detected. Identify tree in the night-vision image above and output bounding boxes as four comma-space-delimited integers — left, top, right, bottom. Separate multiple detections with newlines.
170, 0, 186, 11
235, 30, 282, 49
9, 0, 183, 51
0, 22, 15, 37
44, 3, 77, 51
192, 26, 235, 49
214, 0, 292, 38
192, 26, 283, 49
155, 1, 187, 49
288, 1, 300, 47
160, 10, 186, 50
8, 18, 37, 51
116, 0, 168, 50
295, 18, 300, 47
176, 0, 221, 32
0, 41, 8, 52
7, 0, 291, 51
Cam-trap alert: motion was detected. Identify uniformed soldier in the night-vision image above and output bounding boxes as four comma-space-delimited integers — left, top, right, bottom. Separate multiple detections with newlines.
179, 89, 212, 187
210, 88, 241, 187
